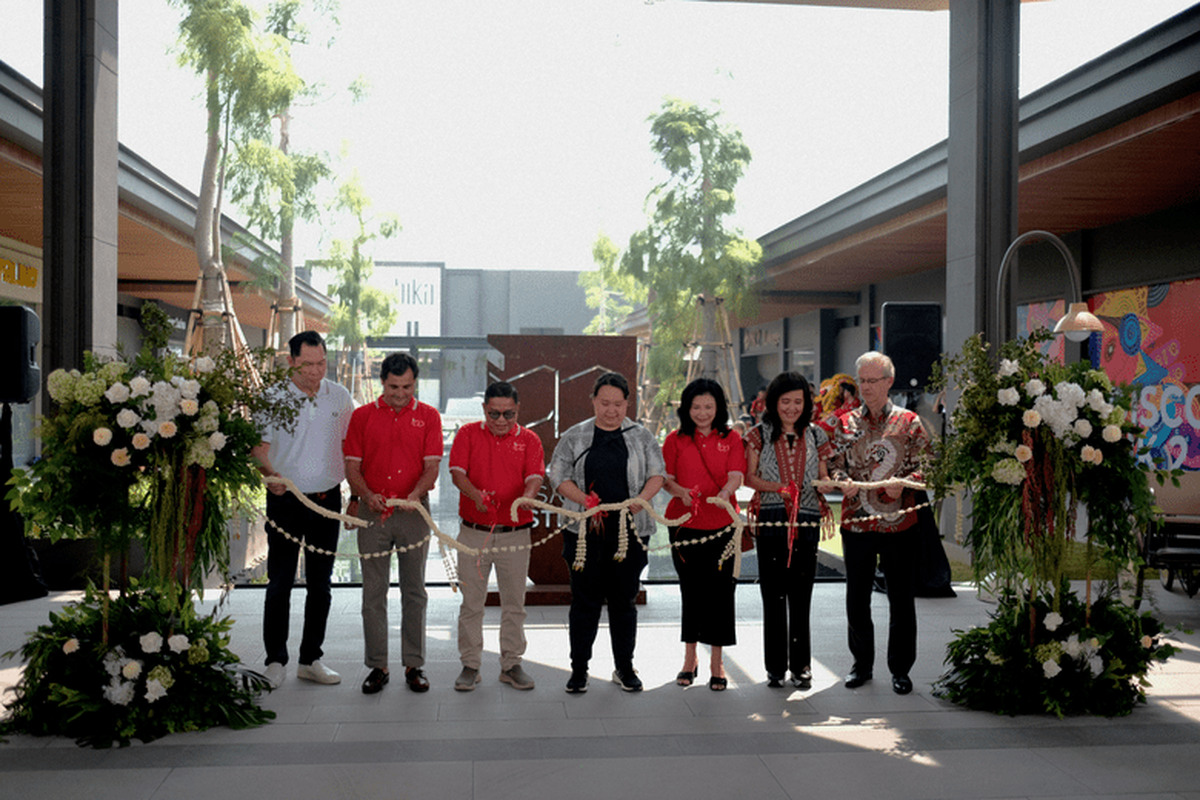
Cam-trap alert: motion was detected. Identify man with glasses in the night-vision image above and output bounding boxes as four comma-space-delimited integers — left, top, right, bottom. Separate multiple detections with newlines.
252, 330, 353, 689
448, 381, 546, 691
828, 351, 931, 696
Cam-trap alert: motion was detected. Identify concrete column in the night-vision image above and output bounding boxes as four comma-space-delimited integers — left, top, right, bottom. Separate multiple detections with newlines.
945, 0, 1019, 356
43, 1, 120, 369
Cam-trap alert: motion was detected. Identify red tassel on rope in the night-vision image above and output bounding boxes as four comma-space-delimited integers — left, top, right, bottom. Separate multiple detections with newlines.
784, 480, 800, 568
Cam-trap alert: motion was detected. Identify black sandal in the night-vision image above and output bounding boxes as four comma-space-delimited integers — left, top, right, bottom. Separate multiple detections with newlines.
708, 675, 727, 691
676, 665, 699, 686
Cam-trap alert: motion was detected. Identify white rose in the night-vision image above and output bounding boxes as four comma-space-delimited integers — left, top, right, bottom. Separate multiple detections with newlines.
208, 431, 228, 451
129, 376, 152, 397
1043, 611, 1063, 631
116, 408, 140, 429
145, 679, 168, 703
998, 359, 1019, 377
997, 387, 1020, 406
167, 634, 189, 653
1043, 659, 1062, 679
1073, 419, 1093, 439
1025, 378, 1046, 397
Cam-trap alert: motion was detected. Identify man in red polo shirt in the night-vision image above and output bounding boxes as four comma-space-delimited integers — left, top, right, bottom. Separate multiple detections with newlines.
449, 381, 545, 692
344, 352, 442, 695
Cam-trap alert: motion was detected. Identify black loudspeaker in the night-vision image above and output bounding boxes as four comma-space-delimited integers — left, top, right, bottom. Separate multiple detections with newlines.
0, 305, 40, 404
882, 302, 941, 391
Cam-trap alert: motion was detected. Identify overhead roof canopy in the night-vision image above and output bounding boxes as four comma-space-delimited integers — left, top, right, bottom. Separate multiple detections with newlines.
0, 63, 329, 334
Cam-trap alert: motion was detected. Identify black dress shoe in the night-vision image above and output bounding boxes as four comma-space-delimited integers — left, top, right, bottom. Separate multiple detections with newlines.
404, 666, 430, 693
844, 670, 873, 689
361, 667, 389, 694
791, 668, 812, 690
892, 674, 913, 695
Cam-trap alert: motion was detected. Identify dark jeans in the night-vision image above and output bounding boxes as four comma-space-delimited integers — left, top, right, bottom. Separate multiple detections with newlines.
757, 508, 819, 678
263, 487, 341, 667
842, 523, 919, 677
671, 526, 737, 646
563, 517, 648, 671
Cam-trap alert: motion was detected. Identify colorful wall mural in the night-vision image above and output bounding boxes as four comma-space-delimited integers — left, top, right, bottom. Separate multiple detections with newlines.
1088, 278, 1200, 472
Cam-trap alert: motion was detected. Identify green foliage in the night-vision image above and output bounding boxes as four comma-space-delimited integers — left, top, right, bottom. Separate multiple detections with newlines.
0, 584, 275, 747
620, 98, 762, 407
322, 173, 400, 350
933, 583, 1179, 717
580, 233, 647, 335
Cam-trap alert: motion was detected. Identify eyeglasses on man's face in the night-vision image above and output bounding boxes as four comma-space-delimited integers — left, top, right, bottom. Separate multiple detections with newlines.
858, 376, 890, 386
486, 410, 517, 420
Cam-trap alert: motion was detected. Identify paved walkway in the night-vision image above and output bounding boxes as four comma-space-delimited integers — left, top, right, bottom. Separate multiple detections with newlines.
2, 579, 1199, 800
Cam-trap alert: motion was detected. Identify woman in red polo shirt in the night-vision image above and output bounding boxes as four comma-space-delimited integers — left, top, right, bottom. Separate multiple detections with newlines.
663, 378, 746, 691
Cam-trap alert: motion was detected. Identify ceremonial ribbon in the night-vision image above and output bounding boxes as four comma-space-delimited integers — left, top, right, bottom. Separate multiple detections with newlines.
477, 490, 500, 581
784, 479, 800, 568
584, 489, 605, 534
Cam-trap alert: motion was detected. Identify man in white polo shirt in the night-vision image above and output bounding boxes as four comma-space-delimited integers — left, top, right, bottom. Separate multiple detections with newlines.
252, 330, 354, 688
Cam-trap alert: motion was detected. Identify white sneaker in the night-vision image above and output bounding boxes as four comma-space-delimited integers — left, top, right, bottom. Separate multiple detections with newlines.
264, 662, 286, 689
296, 661, 341, 685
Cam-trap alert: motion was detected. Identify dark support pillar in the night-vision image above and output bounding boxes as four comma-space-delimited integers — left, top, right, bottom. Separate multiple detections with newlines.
43, 1, 120, 371
945, 0, 1019, 355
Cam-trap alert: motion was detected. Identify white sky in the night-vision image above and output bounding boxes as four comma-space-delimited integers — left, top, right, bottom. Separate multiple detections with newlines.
5, 0, 1197, 273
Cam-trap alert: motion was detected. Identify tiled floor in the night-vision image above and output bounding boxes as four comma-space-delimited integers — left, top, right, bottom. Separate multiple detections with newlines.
2, 577, 1200, 800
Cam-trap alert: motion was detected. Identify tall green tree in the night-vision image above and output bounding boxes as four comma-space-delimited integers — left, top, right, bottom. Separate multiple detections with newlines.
225, 0, 340, 345
170, 0, 303, 353
580, 233, 647, 335
620, 98, 761, 408
322, 173, 399, 402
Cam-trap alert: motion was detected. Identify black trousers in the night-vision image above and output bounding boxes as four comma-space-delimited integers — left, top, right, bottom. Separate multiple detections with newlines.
842, 523, 919, 677
263, 488, 341, 667
563, 517, 648, 671
670, 526, 737, 647
757, 508, 819, 678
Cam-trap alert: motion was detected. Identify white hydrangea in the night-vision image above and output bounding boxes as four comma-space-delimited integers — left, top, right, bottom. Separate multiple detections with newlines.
46, 369, 78, 403
180, 379, 201, 400
1086, 653, 1104, 677
103, 649, 124, 677
998, 359, 1020, 377
1055, 381, 1086, 408
1063, 634, 1082, 658
194, 356, 216, 373
1025, 378, 1046, 397
103, 678, 136, 706
997, 387, 1020, 406
145, 678, 168, 704
992, 458, 1026, 485
104, 382, 131, 404
1086, 389, 1113, 416
208, 431, 228, 451
1033, 394, 1077, 439
1043, 659, 1062, 679
140, 632, 163, 654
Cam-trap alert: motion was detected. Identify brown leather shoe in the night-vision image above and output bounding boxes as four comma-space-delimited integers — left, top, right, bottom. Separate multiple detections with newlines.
405, 666, 430, 693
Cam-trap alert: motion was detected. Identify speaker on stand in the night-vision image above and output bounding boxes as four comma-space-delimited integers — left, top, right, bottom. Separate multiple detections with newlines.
1, 305, 48, 603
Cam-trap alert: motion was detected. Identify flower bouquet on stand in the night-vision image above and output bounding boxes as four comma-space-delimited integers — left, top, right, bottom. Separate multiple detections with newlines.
2, 303, 300, 746
925, 331, 1179, 717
